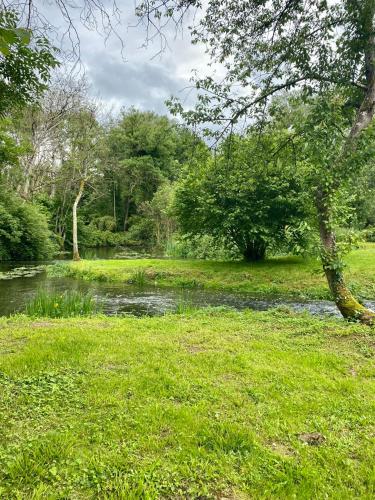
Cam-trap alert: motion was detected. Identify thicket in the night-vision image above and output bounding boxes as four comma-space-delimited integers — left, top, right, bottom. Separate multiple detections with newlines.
0, 190, 56, 260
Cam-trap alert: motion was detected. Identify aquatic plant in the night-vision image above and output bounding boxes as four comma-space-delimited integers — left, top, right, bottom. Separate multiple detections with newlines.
175, 296, 198, 314
0, 265, 45, 280
128, 269, 147, 287
25, 289, 99, 318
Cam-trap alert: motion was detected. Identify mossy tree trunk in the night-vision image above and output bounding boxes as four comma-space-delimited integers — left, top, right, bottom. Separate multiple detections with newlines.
316, 189, 375, 325
72, 179, 85, 262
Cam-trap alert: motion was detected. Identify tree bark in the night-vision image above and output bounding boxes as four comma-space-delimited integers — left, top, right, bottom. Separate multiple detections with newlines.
123, 196, 131, 231
113, 180, 117, 228
316, 189, 375, 325
243, 240, 266, 261
72, 179, 85, 261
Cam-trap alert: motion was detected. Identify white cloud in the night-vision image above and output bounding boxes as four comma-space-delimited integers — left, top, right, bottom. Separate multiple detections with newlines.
35, 0, 211, 116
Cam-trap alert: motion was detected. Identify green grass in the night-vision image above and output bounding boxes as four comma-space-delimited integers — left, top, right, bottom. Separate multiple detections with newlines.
25, 289, 99, 318
55, 243, 375, 300
1, 309, 375, 498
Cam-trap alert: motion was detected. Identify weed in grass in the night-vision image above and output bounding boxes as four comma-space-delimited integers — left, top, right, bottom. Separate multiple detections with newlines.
0, 370, 84, 418
24, 289, 99, 318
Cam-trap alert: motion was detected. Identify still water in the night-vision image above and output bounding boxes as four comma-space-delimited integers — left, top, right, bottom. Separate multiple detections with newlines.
1, 252, 374, 318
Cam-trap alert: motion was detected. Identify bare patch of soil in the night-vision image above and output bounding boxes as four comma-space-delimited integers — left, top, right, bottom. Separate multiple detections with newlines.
298, 432, 326, 446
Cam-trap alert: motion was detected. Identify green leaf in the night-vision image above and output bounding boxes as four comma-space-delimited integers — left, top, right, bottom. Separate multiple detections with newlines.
0, 28, 17, 44
0, 38, 10, 55
14, 28, 31, 45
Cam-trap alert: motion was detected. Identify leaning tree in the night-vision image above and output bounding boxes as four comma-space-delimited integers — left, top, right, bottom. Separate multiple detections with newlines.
137, 0, 375, 324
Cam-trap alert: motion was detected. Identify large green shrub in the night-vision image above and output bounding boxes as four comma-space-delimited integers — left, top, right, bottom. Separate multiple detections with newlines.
0, 190, 56, 260
174, 133, 313, 261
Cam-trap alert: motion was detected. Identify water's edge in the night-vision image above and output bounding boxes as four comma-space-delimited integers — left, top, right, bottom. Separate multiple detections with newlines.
2, 261, 374, 318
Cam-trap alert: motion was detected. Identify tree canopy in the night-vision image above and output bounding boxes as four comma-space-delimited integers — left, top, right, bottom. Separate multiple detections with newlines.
175, 119, 313, 260
139, 0, 374, 135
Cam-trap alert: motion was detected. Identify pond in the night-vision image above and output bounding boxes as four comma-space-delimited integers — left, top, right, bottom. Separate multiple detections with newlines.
2, 259, 375, 318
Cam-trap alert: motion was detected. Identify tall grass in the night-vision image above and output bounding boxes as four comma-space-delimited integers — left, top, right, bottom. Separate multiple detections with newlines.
46, 262, 71, 278
128, 269, 146, 286
25, 289, 99, 318
175, 296, 198, 314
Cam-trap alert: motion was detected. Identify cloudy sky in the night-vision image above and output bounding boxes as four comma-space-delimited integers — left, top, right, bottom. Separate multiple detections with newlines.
37, 1, 210, 116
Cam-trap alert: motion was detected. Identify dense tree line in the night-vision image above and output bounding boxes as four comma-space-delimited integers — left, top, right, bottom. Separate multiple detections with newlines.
0, 87, 204, 259
0, 48, 374, 264
2, 81, 374, 265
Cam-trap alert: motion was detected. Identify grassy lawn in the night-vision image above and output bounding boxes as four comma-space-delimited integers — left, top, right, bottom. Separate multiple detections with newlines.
60, 243, 375, 300
1, 309, 375, 498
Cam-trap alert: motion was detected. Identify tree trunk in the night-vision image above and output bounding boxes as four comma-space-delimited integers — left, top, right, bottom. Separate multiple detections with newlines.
243, 240, 266, 261
21, 152, 38, 200
72, 179, 85, 261
23, 174, 31, 199
113, 180, 117, 228
123, 196, 131, 231
316, 189, 375, 325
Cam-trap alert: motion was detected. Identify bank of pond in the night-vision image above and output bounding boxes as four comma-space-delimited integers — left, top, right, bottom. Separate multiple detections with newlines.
1, 243, 375, 319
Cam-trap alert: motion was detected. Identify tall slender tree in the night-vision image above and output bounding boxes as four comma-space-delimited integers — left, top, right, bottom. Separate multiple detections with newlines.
12, 75, 87, 200
59, 106, 103, 260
